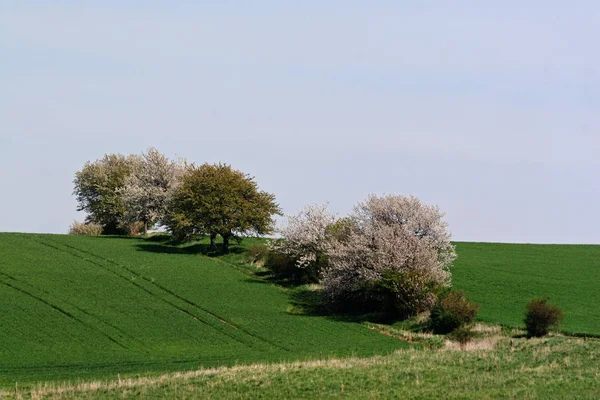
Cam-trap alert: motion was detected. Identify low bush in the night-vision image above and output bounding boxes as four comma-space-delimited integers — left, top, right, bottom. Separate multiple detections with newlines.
448, 325, 477, 344
524, 297, 564, 337
430, 290, 479, 334
121, 221, 145, 236
68, 221, 103, 236
246, 244, 269, 265
263, 250, 322, 283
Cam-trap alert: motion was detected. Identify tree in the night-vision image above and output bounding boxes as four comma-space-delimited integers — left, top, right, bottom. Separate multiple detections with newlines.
119, 148, 183, 235
322, 194, 456, 318
73, 154, 140, 234
166, 163, 281, 251
267, 204, 337, 282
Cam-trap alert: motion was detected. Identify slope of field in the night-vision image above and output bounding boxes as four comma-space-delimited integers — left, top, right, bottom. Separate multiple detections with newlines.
452, 242, 600, 335
3, 234, 600, 390
0, 233, 406, 388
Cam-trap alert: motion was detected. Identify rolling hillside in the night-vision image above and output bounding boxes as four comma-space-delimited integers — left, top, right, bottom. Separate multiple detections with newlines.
1, 233, 600, 389
0, 233, 406, 387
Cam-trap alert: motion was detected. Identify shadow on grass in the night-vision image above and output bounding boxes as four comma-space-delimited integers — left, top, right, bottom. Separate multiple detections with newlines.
95, 235, 138, 240
244, 271, 312, 289
512, 333, 529, 339
284, 285, 401, 324
133, 235, 246, 257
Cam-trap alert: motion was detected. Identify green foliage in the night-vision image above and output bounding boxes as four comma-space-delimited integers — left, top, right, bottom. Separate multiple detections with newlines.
0, 233, 406, 387
245, 243, 269, 265
524, 297, 564, 337
430, 290, 479, 334
324, 217, 355, 243
447, 325, 477, 344
68, 220, 103, 236
263, 249, 324, 283
451, 242, 599, 334
73, 153, 139, 234
166, 163, 281, 251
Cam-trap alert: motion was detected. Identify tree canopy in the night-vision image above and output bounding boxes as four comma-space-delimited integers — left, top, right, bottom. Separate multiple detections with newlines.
119, 148, 183, 235
166, 163, 281, 251
73, 153, 139, 234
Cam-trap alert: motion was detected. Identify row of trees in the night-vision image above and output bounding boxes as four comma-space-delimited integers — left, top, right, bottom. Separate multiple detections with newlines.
75, 150, 474, 324
73, 148, 281, 251
74, 154, 565, 334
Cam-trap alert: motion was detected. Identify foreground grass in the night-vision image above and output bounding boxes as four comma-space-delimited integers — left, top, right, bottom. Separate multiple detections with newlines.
5, 329, 600, 399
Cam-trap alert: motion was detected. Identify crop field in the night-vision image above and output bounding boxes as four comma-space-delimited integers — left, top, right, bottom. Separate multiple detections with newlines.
2, 233, 600, 394
0, 233, 406, 388
452, 242, 600, 336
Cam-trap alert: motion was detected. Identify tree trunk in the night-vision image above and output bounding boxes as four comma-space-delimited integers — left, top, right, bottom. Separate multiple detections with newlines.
222, 234, 230, 253
209, 233, 217, 249
143, 220, 148, 236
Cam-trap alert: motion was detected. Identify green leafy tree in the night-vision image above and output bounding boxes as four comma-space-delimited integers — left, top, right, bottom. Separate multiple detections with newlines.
73, 154, 140, 234
167, 163, 281, 251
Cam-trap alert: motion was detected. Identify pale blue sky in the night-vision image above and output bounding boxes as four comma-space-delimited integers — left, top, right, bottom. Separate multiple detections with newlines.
1, 1, 599, 243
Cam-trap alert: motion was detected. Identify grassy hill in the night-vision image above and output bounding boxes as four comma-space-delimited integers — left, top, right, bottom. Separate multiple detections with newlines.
0, 233, 406, 387
1, 233, 600, 391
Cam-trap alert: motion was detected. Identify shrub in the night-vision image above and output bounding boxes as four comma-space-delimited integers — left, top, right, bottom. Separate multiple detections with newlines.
121, 221, 145, 236
68, 221, 103, 236
264, 249, 323, 283
448, 325, 477, 344
323, 194, 456, 319
246, 244, 269, 265
430, 290, 479, 334
524, 297, 564, 337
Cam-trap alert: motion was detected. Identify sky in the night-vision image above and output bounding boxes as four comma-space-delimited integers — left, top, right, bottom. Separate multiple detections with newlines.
1, 1, 599, 243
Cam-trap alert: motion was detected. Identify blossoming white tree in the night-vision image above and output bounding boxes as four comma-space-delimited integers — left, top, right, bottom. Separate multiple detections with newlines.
274, 204, 337, 266
322, 194, 456, 317
119, 148, 183, 235
267, 204, 337, 282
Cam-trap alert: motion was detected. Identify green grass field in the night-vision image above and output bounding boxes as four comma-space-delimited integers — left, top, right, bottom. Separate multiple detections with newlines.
1, 233, 600, 395
452, 242, 600, 336
0, 233, 406, 388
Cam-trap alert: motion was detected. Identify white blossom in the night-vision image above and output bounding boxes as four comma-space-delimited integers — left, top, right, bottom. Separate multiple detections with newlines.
270, 203, 337, 269
119, 148, 183, 234
323, 194, 456, 307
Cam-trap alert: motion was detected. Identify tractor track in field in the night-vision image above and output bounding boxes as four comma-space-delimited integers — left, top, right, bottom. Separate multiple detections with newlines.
0, 271, 150, 352
30, 237, 253, 349
34, 236, 289, 352
0, 275, 129, 350
58, 239, 291, 353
